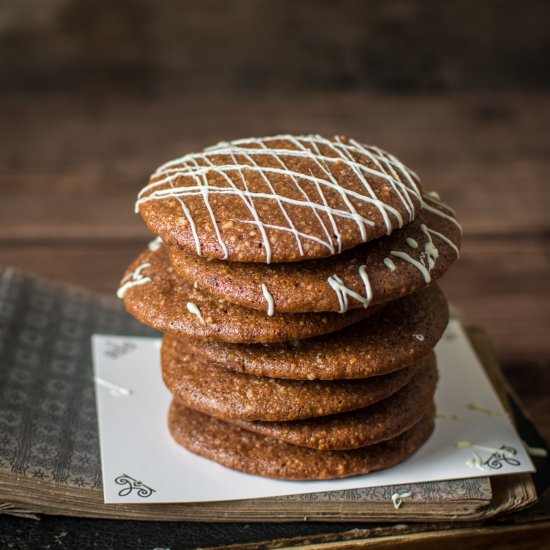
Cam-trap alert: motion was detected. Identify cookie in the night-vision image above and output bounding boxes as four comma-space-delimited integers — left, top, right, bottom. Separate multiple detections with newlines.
118, 246, 380, 344
136, 135, 423, 263
167, 194, 460, 314
176, 284, 448, 380
232, 353, 437, 450
161, 337, 424, 421
168, 401, 435, 480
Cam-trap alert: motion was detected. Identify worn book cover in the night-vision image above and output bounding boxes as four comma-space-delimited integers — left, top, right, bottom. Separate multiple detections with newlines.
0, 267, 537, 521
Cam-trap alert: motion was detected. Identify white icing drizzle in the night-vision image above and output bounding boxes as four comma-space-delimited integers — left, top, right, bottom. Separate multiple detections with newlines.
423, 225, 460, 258
186, 302, 204, 323
388, 194, 462, 282
467, 402, 505, 417
466, 453, 488, 471
436, 410, 462, 421
239, 148, 304, 255
93, 377, 133, 397
327, 264, 372, 314
136, 135, 422, 263
423, 194, 463, 234
391, 491, 412, 509
413, 334, 424, 341
116, 263, 151, 299
261, 283, 275, 316
304, 140, 350, 254
419, 224, 440, 262
166, 168, 202, 256
236, 218, 335, 253
334, 135, 395, 235
390, 251, 432, 283
522, 440, 548, 458
457, 441, 515, 456
307, 138, 369, 245
360, 142, 417, 220
383, 257, 396, 271
148, 236, 163, 251
327, 275, 353, 313
359, 265, 373, 304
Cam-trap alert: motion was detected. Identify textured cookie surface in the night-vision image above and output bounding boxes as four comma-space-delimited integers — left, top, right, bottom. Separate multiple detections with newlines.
168, 401, 435, 480
161, 338, 425, 421
137, 135, 423, 263
232, 353, 437, 450
168, 194, 460, 313
119, 247, 378, 344
177, 284, 448, 380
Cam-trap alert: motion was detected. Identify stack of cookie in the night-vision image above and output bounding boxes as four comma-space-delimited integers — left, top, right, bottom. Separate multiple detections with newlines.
118, 135, 461, 480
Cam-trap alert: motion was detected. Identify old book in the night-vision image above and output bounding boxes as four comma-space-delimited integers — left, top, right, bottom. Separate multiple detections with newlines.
0, 267, 537, 521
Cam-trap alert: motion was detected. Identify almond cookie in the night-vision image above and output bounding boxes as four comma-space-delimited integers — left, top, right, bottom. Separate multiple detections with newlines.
161, 339, 425, 421
175, 284, 448, 380
167, 194, 460, 314
168, 401, 435, 480
118, 246, 380, 344
231, 353, 437, 450
136, 135, 423, 263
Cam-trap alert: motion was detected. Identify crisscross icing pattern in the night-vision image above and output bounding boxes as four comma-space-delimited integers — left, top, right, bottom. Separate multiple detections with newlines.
136, 135, 423, 263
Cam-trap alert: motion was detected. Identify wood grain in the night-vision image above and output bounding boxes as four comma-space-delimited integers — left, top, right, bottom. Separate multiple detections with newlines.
2, 1, 549, 93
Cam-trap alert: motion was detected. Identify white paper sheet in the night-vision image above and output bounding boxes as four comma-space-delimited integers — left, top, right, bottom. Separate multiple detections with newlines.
92, 320, 534, 504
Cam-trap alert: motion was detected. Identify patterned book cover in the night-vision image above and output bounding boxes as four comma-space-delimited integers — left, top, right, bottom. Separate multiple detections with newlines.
0, 266, 531, 521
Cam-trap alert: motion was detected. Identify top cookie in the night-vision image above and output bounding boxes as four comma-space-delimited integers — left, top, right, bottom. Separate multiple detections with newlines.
136, 135, 423, 263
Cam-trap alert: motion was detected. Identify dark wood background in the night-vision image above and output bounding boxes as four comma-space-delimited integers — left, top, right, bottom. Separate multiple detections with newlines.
2, 0, 549, 94
1, 1, 549, 547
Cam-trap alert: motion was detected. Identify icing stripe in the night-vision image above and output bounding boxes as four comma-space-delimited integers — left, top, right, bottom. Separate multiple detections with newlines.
117, 263, 151, 299
186, 302, 204, 323
138, 185, 379, 226
327, 264, 372, 313
147, 236, 163, 251
143, 167, 403, 221
261, 284, 275, 316
190, 156, 229, 259
358, 265, 373, 306
390, 251, 432, 283
334, 136, 396, 234
406, 237, 418, 249
425, 226, 460, 258
307, 138, 367, 245
383, 257, 396, 271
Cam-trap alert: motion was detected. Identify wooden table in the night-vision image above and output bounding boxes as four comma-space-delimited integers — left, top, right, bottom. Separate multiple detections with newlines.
1, 92, 549, 547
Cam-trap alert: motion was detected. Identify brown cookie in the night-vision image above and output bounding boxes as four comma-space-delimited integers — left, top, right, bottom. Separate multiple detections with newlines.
232, 353, 437, 450
136, 135, 423, 263
177, 284, 448, 380
167, 194, 460, 314
168, 400, 435, 480
118, 246, 380, 344
161, 337, 425, 421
